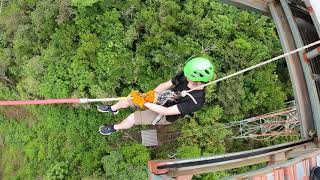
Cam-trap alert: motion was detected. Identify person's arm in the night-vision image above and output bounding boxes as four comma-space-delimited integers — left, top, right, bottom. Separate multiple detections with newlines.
144, 102, 181, 116
154, 80, 173, 92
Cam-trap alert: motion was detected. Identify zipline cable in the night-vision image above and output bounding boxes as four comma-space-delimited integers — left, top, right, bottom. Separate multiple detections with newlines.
0, 40, 319, 106
0, 96, 132, 106
181, 40, 320, 96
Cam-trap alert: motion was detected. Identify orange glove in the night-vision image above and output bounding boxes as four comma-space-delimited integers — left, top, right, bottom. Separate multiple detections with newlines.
130, 90, 146, 108
144, 90, 157, 103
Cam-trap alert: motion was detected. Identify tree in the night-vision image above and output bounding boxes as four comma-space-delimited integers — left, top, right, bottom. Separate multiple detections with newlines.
0, 0, 289, 179
102, 144, 150, 179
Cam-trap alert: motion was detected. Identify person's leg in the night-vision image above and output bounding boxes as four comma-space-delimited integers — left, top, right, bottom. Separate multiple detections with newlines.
99, 113, 136, 135
133, 110, 159, 125
113, 109, 163, 130
99, 110, 167, 135
114, 113, 135, 130
111, 99, 132, 111
97, 99, 133, 114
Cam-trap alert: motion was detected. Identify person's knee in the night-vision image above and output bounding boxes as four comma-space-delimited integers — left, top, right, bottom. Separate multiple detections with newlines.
119, 100, 130, 108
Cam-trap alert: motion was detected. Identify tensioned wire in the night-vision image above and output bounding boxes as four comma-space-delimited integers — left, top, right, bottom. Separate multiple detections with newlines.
157, 117, 296, 140
157, 121, 299, 144
158, 124, 299, 144
86, 35, 319, 106
1, 41, 319, 105
181, 40, 320, 95
157, 122, 241, 144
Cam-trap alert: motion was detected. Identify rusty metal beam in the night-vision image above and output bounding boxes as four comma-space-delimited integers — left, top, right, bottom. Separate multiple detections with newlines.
268, 1, 314, 138
167, 144, 314, 177
220, 0, 271, 16
148, 139, 313, 177
303, 0, 320, 36
280, 0, 320, 138
223, 148, 320, 180
168, 156, 271, 177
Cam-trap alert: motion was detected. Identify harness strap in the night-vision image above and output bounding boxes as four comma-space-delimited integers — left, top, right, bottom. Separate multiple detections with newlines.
151, 114, 164, 125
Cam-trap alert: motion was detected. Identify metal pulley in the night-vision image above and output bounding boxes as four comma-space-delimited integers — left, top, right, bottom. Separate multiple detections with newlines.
156, 90, 176, 105
155, 90, 198, 105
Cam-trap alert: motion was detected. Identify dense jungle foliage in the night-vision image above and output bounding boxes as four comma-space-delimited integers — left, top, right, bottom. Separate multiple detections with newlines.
0, 0, 294, 179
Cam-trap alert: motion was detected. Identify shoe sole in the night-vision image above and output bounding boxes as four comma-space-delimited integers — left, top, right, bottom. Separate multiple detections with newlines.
99, 126, 111, 135
97, 107, 119, 114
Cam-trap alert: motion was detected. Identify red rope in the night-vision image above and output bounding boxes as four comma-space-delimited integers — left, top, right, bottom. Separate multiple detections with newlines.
0, 98, 81, 106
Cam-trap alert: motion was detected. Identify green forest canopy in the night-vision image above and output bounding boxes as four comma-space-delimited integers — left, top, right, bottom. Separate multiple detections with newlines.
0, 0, 293, 179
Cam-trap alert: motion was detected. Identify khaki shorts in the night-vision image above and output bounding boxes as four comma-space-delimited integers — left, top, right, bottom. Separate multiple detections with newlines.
134, 110, 172, 125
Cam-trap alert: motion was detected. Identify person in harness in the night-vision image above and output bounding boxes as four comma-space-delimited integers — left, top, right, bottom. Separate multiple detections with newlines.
98, 57, 215, 135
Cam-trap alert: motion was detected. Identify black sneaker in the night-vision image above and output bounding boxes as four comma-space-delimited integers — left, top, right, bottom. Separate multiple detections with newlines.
99, 125, 117, 135
97, 105, 118, 115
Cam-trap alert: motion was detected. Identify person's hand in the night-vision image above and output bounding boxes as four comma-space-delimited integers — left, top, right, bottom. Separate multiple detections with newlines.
172, 92, 179, 98
130, 91, 146, 108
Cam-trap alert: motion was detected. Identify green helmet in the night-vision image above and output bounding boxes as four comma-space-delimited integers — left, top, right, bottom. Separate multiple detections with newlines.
183, 57, 215, 83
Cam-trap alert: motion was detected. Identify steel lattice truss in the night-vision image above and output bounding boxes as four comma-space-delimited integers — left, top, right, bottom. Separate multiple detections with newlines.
229, 107, 299, 140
